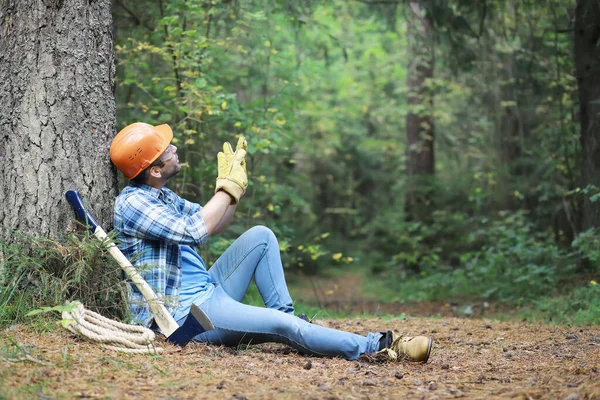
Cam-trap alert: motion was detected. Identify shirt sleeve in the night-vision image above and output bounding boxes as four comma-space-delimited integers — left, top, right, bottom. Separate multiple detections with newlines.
119, 192, 208, 246
175, 191, 201, 216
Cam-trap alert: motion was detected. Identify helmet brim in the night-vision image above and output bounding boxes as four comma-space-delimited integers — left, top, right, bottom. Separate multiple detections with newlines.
155, 124, 174, 150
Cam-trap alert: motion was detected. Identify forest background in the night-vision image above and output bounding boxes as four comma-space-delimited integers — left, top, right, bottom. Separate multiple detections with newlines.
1, 0, 599, 327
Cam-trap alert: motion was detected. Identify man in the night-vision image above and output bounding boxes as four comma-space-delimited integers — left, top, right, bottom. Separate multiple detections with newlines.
109, 121, 433, 362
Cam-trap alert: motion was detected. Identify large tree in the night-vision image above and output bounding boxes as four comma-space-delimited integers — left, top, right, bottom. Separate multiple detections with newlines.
405, 0, 435, 220
574, 0, 600, 230
0, 0, 118, 241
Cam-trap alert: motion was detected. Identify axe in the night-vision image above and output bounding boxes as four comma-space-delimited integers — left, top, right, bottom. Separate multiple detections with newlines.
65, 190, 214, 346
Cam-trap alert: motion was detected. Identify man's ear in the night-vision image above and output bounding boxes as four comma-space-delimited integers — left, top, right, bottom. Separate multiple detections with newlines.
149, 165, 162, 178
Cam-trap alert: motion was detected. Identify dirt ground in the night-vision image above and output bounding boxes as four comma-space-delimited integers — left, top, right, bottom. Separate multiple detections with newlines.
1, 316, 599, 400
2, 274, 599, 399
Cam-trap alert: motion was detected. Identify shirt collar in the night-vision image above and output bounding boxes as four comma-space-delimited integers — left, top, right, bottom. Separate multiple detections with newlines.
129, 182, 166, 200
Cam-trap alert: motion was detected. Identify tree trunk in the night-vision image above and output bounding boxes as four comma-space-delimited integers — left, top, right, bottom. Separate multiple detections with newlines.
0, 0, 118, 241
405, 0, 435, 220
574, 0, 600, 230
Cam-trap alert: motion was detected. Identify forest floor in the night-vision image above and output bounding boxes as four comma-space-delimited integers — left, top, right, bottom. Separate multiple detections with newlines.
1, 273, 599, 399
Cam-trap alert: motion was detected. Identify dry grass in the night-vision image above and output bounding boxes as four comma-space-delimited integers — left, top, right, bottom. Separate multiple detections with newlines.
1, 316, 599, 399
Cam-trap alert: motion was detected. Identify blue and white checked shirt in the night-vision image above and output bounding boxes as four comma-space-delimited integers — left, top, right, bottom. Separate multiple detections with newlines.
113, 183, 209, 327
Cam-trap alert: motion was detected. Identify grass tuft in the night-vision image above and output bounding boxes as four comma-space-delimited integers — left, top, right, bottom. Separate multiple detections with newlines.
0, 231, 129, 328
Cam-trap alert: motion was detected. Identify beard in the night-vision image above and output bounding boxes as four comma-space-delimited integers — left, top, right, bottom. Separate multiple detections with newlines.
163, 163, 181, 180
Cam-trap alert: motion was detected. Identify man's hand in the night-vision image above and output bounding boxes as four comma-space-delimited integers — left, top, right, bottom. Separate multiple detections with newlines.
218, 136, 248, 179
215, 146, 248, 204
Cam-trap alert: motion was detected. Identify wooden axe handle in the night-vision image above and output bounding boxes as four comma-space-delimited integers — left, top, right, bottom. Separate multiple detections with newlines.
65, 190, 180, 336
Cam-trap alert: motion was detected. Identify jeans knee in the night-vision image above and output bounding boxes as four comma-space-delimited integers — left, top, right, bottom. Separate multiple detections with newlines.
247, 225, 276, 244
271, 312, 303, 336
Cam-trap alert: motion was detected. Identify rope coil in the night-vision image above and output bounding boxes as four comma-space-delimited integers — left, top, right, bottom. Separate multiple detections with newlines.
61, 301, 163, 354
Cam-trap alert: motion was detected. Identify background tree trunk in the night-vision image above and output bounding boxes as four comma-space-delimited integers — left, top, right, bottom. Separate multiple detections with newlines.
574, 0, 600, 230
0, 0, 118, 241
405, 0, 435, 221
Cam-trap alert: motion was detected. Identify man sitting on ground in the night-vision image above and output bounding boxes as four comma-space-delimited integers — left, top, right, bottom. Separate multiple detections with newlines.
109, 121, 433, 362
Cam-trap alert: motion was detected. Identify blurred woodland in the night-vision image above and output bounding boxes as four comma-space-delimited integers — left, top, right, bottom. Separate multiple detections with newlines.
1, 0, 598, 324
111, 0, 599, 320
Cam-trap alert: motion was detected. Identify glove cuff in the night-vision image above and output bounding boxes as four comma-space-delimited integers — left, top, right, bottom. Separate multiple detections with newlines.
215, 178, 245, 204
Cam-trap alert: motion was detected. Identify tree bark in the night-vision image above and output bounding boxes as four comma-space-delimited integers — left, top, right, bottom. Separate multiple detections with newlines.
0, 0, 118, 241
405, 0, 435, 220
574, 0, 600, 230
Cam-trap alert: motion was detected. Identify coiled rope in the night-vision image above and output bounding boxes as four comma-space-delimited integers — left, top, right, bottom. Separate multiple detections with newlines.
61, 301, 163, 354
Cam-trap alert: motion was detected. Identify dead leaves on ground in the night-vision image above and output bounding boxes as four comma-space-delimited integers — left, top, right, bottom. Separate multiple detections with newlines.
1, 317, 599, 399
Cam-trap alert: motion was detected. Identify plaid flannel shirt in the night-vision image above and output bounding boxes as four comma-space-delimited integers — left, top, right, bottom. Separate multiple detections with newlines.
113, 183, 208, 327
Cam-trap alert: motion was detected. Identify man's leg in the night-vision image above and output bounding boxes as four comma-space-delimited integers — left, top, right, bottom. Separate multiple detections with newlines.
208, 225, 294, 314
193, 286, 382, 361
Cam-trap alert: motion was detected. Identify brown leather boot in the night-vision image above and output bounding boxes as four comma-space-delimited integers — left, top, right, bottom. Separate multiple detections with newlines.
377, 331, 433, 362
392, 334, 433, 362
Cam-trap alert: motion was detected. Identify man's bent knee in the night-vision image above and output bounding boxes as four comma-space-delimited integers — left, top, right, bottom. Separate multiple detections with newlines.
245, 225, 276, 243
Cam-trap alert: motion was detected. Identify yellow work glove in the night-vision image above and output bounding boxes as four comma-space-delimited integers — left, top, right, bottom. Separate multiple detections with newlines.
217, 136, 248, 179
215, 146, 248, 204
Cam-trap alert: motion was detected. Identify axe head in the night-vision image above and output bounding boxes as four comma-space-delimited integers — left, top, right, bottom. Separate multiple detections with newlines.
166, 304, 215, 346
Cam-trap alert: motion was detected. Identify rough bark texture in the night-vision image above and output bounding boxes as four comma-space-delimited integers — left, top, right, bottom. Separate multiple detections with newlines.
575, 0, 600, 230
405, 0, 435, 220
0, 0, 118, 241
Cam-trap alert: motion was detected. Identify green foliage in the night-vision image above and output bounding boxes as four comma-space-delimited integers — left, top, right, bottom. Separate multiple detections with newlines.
572, 227, 600, 267
0, 233, 129, 327
362, 204, 598, 324
380, 210, 577, 303
456, 211, 576, 303
25, 303, 80, 332
517, 281, 600, 325
110, 0, 595, 324
114, 0, 336, 270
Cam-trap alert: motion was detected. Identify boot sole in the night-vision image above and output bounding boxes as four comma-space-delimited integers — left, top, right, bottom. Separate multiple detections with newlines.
422, 337, 433, 363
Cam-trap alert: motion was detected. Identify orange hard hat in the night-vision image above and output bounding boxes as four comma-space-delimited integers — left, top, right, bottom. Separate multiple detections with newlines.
110, 122, 173, 179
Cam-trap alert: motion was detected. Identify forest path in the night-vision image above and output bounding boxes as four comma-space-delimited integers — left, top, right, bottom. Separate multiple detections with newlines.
2, 315, 599, 399
289, 271, 505, 318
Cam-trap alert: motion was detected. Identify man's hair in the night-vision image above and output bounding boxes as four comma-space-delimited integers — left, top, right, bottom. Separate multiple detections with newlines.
130, 158, 165, 185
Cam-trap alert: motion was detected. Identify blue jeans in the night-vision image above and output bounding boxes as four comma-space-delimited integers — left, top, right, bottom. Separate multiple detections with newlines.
176, 226, 382, 360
